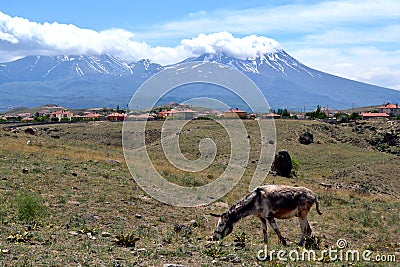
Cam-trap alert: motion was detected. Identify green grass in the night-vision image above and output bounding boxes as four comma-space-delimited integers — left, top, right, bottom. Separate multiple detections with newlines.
0, 120, 399, 266
14, 191, 47, 224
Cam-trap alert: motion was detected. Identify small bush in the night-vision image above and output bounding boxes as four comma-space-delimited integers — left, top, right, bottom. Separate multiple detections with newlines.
113, 233, 140, 247
14, 191, 47, 223
291, 158, 300, 177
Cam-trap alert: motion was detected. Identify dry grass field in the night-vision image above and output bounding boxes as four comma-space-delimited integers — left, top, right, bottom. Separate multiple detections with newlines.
0, 119, 399, 266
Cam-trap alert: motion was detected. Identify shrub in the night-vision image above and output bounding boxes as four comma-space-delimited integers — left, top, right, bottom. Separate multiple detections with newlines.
14, 191, 47, 223
291, 158, 301, 177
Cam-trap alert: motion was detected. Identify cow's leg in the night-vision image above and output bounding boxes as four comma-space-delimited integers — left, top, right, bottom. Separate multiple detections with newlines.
259, 217, 268, 243
267, 217, 286, 246
298, 216, 312, 246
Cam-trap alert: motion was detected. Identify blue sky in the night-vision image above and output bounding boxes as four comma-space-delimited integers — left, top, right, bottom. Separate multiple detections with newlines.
1, 0, 399, 89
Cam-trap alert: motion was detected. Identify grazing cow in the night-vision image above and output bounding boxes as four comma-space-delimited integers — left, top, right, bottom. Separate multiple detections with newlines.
211, 185, 322, 246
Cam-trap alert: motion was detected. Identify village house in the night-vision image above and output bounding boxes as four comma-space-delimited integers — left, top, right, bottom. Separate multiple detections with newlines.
18, 112, 32, 119
106, 113, 125, 121
74, 113, 103, 121
378, 103, 400, 117
50, 110, 74, 121
223, 108, 247, 119
158, 109, 196, 120
360, 112, 390, 120
320, 107, 337, 117
127, 114, 155, 121
21, 117, 35, 122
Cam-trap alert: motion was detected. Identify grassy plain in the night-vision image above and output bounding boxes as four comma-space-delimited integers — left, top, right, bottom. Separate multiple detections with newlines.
0, 119, 399, 266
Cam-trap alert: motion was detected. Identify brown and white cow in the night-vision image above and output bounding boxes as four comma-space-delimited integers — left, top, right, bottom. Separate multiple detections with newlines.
211, 185, 322, 246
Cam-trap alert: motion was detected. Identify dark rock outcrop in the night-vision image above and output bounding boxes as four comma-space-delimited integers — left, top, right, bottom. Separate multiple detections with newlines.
299, 131, 313, 145
271, 150, 292, 177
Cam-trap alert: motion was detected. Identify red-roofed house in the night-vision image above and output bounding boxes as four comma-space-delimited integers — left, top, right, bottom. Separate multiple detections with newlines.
50, 110, 74, 121
378, 103, 400, 116
74, 113, 103, 121
21, 117, 35, 122
360, 112, 390, 120
223, 108, 247, 119
106, 113, 125, 121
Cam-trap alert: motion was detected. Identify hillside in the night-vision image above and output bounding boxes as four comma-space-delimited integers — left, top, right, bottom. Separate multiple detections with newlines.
0, 119, 399, 266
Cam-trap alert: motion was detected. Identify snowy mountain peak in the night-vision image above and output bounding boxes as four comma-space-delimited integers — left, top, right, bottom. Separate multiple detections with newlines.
129, 59, 163, 76
180, 50, 319, 77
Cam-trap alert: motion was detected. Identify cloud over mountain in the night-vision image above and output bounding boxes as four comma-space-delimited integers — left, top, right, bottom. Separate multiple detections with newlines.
0, 12, 282, 65
181, 32, 281, 60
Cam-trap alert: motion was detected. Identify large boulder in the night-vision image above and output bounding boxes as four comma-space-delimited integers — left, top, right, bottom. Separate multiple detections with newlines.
299, 131, 313, 145
383, 132, 397, 146
271, 150, 292, 177
24, 127, 37, 135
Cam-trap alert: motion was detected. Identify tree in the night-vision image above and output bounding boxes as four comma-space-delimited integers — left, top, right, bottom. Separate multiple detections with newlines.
306, 105, 327, 119
348, 112, 361, 120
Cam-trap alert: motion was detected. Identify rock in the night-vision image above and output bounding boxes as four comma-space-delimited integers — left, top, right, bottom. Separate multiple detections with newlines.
22, 168, 29, 174
270, 150, 292, 178
163, 264, 185, 267
383, 132, 397, 146
24, 127, 37, 135
68, 231, 79, 236
299, 131, 314, 145
87, 233, 96, 240
135, 214, 142, 219
101, 231, 111, 237
319, 182, 333, 188
83, 213, 98, 221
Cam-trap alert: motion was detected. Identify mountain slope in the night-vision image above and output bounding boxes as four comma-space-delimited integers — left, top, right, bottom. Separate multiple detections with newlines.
181, 52, 400, 110
0, 52, 399, 111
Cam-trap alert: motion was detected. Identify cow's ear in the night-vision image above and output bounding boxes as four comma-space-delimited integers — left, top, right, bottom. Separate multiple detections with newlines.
209, 213, 221, 217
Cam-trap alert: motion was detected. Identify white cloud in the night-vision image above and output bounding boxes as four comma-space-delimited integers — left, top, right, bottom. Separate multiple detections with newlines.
180, 32, 281, 59
0, 11, 190, 64
0, 12, 282, 64
141, 0, 400, 40
290, 47, 400, 90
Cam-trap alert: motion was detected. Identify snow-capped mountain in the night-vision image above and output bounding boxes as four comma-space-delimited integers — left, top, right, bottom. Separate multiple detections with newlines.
0, 54, 164, 82
0, 51, 399, 110
128, 59, 163, 77
181, 50, 319, 78
0, 54, 134, 82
